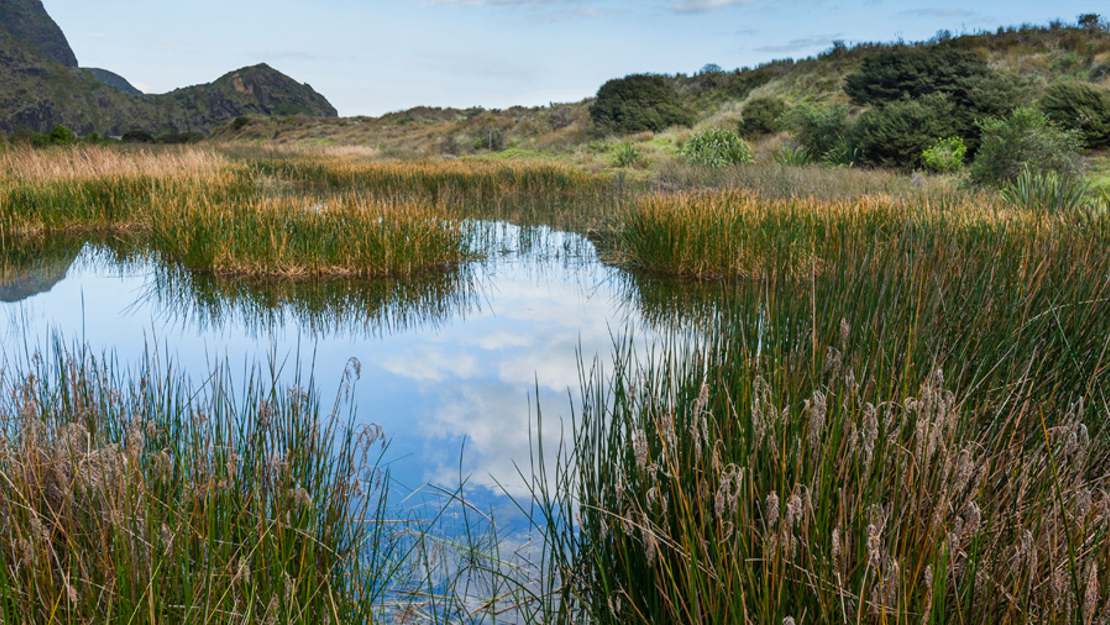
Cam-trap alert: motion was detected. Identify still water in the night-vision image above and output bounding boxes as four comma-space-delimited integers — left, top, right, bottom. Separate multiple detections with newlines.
0, 223, 710, 516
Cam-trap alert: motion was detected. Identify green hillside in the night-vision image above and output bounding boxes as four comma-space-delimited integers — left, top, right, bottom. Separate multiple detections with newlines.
212, 18, 1110, 170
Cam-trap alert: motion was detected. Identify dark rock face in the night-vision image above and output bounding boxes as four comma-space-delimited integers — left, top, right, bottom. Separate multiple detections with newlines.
0, 0, 337, 135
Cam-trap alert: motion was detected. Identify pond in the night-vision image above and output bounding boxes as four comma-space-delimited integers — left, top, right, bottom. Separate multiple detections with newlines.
0, 222, 717, 524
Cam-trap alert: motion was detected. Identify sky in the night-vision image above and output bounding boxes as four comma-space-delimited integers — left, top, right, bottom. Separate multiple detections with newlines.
45, 1, 1102, 117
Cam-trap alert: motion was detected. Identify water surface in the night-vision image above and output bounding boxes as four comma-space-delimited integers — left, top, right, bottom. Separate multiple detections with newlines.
0, 223, 712, 512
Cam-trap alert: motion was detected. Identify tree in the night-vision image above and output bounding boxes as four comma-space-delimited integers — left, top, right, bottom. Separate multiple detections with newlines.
1039, 81, 1110, 150
590, 74, 694, 135
1078, 13, 1103, 31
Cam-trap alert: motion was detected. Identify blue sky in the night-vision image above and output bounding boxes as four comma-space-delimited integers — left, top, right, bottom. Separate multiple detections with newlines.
46, 1, 1101, 116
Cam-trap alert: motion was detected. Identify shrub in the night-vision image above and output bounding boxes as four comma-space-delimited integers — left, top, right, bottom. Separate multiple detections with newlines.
853, 94, 954, 169
121, 130, 155, 144
1039, 81, 1110, 150
738, 96, 787, 138
679, 129, 753, 167
921, 137, 967, 173
970, 108, 1084, 186
231, 116, 251, 131
613, 142, 643, 167
779, 103, 852, 160
590, 74, 694, 135
49, 125, 77, 146
475, 128, 505, 151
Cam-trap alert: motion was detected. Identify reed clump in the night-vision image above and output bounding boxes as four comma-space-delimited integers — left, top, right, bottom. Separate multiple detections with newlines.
149, 193, 474, 278
537, 188, 1110, 624
0, 344, 395, 624
1, 146, 618, 277
620, 189, 1056, 279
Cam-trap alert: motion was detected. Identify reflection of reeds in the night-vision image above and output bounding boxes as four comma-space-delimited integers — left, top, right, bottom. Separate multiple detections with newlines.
537, 191, 1110, 624
146, 262, 480, 338
0, 342, 398, 623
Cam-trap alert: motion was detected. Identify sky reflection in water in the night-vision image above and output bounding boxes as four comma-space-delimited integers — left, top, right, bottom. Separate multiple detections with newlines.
0, 224, 701, 512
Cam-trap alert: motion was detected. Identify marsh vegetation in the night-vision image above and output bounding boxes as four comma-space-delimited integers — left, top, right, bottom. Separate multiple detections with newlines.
1, 137, 1109, 625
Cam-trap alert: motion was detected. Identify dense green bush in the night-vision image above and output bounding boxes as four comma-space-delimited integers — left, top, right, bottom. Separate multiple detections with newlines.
921, 137, 967, 173
846, 46, 999, 106
590, 74, 694, 134
821, 140, 863, 167
50, 125, 77, 145
1039, 81, 1110, 150
779, 103, 852, 161
970, 107, 1084, 185
679, 129, 753, 167
738, 96, 787, 138
845, 46, 1022, 151
853, 94, 953, 169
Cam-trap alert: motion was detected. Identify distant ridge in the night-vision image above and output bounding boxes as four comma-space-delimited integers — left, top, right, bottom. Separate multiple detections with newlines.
86, 67, 142, 94
0, 0, 338, 135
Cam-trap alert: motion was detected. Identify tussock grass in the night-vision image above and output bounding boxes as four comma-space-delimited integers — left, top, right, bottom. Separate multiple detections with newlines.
0, 344, 397, 624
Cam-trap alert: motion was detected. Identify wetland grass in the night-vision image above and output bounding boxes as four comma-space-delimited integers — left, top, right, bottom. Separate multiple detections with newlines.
537, 189, 1110, 624
0, 344, 396, 624
0, 146, 613, 278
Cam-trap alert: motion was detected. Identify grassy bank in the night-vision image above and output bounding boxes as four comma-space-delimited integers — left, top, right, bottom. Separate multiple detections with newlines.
541, 189, 1110, 624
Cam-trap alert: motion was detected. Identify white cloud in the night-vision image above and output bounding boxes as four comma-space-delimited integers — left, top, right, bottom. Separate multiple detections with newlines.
898, 8, 976, 18
670, 0, 750, 13
754, 34, 841, 53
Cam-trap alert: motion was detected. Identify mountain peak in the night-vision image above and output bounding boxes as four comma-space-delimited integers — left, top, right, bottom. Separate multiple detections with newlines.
0, 1, 338, 135
0, 0, 77, 66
